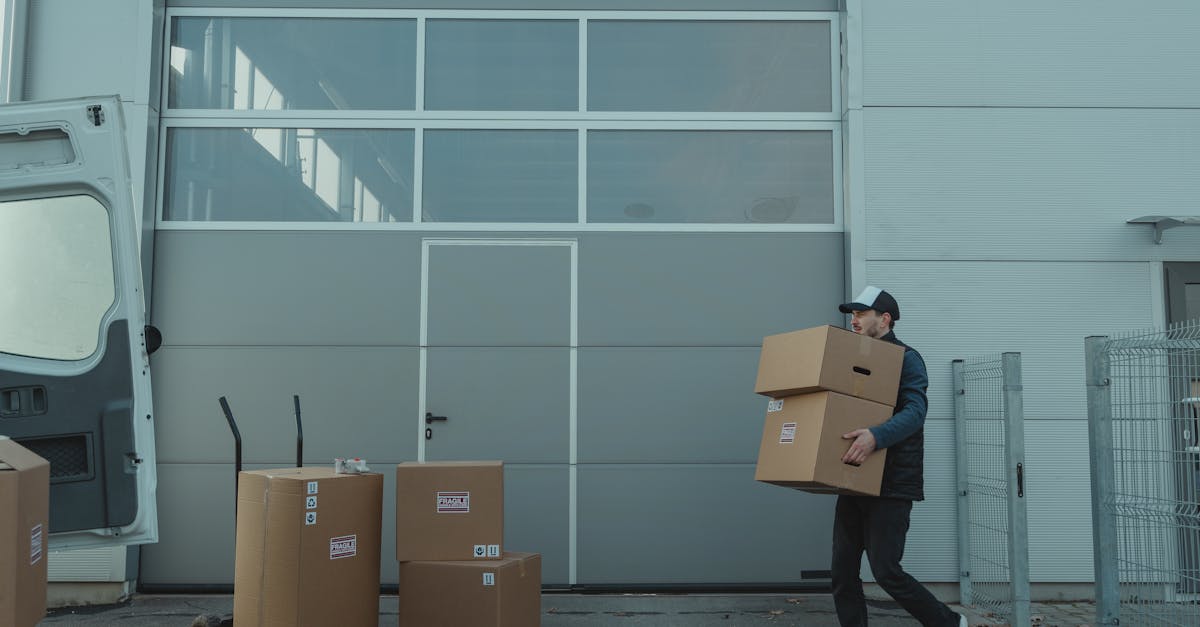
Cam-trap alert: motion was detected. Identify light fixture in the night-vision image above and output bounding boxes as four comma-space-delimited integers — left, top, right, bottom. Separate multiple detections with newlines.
1127, 216, 1200, 244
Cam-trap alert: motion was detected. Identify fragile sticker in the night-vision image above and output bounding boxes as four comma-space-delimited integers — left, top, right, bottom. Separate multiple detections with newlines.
767, 399, 784, 413
487, 544, 501, 557
305, 511, 317, 526
330, 534, 357, 559
482, 572, 495, 586
30, 524, 43, 565
306, 496, 318, 509
779, 422, 796, 444
437, 491, 470, 513
474, 544, 487, 558
307, 481, 319, 495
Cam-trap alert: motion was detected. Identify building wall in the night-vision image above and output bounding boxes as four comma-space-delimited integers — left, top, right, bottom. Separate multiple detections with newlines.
856, 0, 1200, 583
142, 230, 846, 585
22, 0, 1198, 592
19, 1, 850, 587
22, 0, 164, 297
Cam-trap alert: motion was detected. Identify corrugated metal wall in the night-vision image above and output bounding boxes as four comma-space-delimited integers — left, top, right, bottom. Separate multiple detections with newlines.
857, 0, 1200, 583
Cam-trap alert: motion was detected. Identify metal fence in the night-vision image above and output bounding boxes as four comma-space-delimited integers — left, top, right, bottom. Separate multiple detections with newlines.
1087, 318, 1200, 626
952, 353, 1031, 626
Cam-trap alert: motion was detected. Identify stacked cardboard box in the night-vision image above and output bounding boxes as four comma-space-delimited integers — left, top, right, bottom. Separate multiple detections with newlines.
0, 438, 49, 627
395, 461, 541, 627
753, 325, 904, 496
232, 467, 383, 627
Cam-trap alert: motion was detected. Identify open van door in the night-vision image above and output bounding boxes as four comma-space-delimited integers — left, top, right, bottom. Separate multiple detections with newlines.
0, 96, 157, 549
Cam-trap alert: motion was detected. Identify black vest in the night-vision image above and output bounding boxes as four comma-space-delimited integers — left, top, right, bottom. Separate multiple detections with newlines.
879, 333, 926, 501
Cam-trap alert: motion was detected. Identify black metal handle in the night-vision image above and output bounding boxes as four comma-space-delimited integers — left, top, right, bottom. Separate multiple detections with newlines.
219, 396, 242, 511
1016, 462, 1024, 498
426, 412, 448, 425
294, 395, 304, 468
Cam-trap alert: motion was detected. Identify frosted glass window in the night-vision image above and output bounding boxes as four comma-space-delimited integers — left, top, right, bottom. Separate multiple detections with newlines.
587, 130, 834, 223
588, 20, 831, 112
422, 130, 577, 222
0, 196, 114, 361
425, 20, 578, 111
169, 17, 416, 110
164, 128, 414, 222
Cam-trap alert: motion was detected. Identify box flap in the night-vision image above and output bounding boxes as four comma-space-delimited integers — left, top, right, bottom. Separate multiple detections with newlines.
0, 439, 49, 472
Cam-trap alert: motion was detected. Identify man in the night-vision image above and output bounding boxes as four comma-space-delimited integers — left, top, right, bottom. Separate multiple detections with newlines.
832, 286, 966, 627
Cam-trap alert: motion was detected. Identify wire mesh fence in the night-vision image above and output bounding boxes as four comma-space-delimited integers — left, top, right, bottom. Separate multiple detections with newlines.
953, 353, 1031, 627
1087, 318, 1200, 626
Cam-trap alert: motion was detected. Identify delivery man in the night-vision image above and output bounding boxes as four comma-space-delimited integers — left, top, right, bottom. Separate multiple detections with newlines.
832, 286, 967, 627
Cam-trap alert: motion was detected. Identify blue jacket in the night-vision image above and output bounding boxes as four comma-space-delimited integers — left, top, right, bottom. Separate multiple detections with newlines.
866, 331, 927, 501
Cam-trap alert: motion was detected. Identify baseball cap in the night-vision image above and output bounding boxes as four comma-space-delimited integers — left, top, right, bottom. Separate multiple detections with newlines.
838, 286, 900, 320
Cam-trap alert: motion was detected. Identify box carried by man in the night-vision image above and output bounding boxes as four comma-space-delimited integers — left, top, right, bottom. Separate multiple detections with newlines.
753, 325, 904, 496
755, 325, 903, 406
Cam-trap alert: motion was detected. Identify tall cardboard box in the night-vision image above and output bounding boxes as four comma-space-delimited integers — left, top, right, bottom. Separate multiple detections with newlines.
754, 392, 893, 496
0, 437, 49, 627
233, 467, 383, 627
396, 461, 503, 561
755, 325, 904, 406
397, 552, 541, 627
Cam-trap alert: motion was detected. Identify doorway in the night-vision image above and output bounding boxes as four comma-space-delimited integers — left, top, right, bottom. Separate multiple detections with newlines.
418, 238, 577, 585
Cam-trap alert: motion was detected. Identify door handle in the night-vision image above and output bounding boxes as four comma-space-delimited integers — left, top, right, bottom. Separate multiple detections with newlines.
425, 412, 448, 440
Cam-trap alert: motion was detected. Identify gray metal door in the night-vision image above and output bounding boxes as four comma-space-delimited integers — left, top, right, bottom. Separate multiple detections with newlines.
419, 238, 575, 586
1166, 263, 1200, 593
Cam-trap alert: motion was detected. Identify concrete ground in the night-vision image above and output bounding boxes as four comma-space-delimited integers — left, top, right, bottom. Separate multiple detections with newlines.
40, 593, 1097, 626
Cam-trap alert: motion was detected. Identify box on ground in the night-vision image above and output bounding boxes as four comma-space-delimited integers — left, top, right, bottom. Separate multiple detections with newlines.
0, 437, 49, 627
233, 467, 383, 627
754, 392, 893, 496
755, 325, 904, 406
398, 551, 541, 627
396, 460, 503, 562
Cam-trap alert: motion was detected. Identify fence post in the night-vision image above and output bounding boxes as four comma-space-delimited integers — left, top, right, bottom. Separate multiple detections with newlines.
1002, 352, 1031, 626
953, 359, 971, 606
1086, 336, 1120, 625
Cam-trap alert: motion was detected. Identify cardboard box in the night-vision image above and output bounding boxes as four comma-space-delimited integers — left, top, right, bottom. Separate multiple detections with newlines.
233, 467, 383, 627
0, 437, 49, 627
397, 552, 541, 627
755, 325, 904, 406
754, 392, 893, 496
396, 461, 503, 562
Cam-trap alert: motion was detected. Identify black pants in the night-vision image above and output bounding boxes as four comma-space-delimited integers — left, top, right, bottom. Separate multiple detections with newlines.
831, 495, 958, 627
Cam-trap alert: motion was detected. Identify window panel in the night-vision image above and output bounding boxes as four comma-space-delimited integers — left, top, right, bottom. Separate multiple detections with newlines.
169, 17, 417, 110
588, 20, 832, 112
163, 128, 414, 222
425, 19, 578, 111
422, 130, 578, 223
0, 195, 114, 361
587, 130, 834, 224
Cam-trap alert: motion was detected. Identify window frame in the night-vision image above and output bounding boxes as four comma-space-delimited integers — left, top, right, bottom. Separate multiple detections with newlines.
158, 8, 842, 232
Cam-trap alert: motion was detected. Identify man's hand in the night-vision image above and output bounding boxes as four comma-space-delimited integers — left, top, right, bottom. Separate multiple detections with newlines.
841, 428, 877, 466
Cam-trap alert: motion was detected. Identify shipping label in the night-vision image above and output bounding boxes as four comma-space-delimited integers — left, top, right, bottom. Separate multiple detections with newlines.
437, 491, 470, 513
779, 422, 797, 444
31, 524, 43, 565
330, 534, 357, 559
